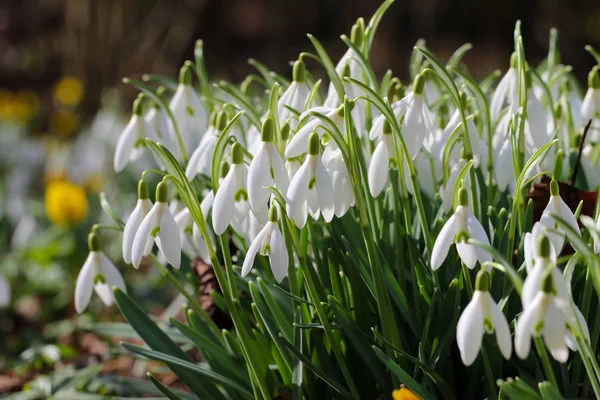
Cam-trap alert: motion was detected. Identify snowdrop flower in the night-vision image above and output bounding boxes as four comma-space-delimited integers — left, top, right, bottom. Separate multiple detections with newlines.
145, 88, 177, 156
242, 206, 288, 283
539, 179, 580, 251
401, 74, 435, 158
123, 180, 153, 264
285, 103, 351, 158
169, 63, 208, 154
75, 233, 126, 313
368, 97, 407, 141
490, 53, 518, 123
287, 132, 335, 228
515, 271, 578, 363
368, 120, 398, 197
524, 77, 551, 151
0, 271, 10, 307
581, 66, 600, 141
456, 270, 512, 366
431, 187, 492, 270
278, 60, 310, 129
523, 222, 557, 272
248, 118, 289, 214
212, 142, 250, 235
132, 181, 181, 269
186, 111, 224, 180
323, 145, 355, 217
175, 203, 213, 264
114, 95, 157, 172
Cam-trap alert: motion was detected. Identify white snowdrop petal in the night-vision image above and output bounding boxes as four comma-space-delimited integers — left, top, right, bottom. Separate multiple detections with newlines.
456, 293, 484, 366
270, 145, 290, 194
315, 158, 335, 222
122, 199, 151, 264
269, 227, 288, 283
285, 118, 321, 158
114, 118, 138, 172
158, 207, 182, 269
212, 170, 237, 235
557, 197, 580, 239
131, 205, 160, 269
456, 242, 478, 269
74, 253, 96, 313
368, 141, 390, 198
431, 214, 457, 270
543, 304, 569, 363
248, 144, 272, 213
489, 296, 512, 360
242, 227, 267, 277
287, 161, 311, 223
515, 294, 543, 359
467, 212, 493, 265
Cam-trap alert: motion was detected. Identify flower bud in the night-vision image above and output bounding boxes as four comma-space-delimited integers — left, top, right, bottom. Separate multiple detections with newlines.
538, 234, 551, 258
458, 187, 468, 207
475, 270, 490, 292
268, 205, 278, 222
293, 59, 306, 83
179, 64, 193, 86
550, 179, 559, 196
88, 232, 100, 252
156, 181, 169, 203
261, 117, 275, 142
216, 110, 229, 131
231, 142, 244, 164
138, 180, 149, 200
413, 74, 425, 95
308, 131, 320, 155
132, 94, 145, 116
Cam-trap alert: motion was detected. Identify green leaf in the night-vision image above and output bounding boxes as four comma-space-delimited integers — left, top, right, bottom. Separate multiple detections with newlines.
122, 343, 253, 398
99, 193, 125, 229
373, 346, 437, 400
90, 322, 190, 344
538, 381, 565, 400
147, 372, 184, 400
307, 34, 344, 102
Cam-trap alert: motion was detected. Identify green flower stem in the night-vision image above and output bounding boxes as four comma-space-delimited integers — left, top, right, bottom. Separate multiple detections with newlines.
219, 233, 239, 300
575, 335, 600, 399
462, 265, 497, 399
572, 267, 594, 396
534, 337, 559, 389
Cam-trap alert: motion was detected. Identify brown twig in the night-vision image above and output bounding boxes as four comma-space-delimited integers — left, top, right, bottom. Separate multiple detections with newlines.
569, 119, 593, 186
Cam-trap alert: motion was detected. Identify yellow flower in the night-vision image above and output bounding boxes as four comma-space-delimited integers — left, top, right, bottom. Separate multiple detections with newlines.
53, 76, 84, 107
45, 180, 88, 227
392, 387, 420, 400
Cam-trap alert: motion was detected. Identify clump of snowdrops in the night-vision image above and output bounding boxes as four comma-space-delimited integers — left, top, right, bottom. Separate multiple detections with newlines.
71, 1, 600, 398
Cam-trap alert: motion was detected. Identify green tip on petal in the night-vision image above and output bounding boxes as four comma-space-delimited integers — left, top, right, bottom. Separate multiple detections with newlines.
156, 181, 169, 203
475, 270, 490, 292
589, 66, 600, 89
179, 64, 193, 86
458, 187, 469, 206
132, 95, 145, 116
281, 121, 290, 141
541, 270, 555, 294
231, 142, 244, 164
293, 59, 306, 83
261, 117, 275, 142
308, 131, 320, 155
350, 20, 364, 47
383, 119, 392, 135
138, 180, 149, 200
538, 234, 551, 258
220, 161, 230, 178
268, 206, 278, 222
550, 179, 559, 196
88, 232, 100, 252
413, 74, 425, 95
510, 52, 518, 69
216, 110, 229, 131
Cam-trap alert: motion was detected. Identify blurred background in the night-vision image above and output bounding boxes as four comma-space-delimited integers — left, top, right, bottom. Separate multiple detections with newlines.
1, 0, 600, 395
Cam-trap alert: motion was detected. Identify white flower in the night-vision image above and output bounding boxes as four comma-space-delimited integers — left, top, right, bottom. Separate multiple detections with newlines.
287, 132, 335, 228
0, 271, 10, 308
581, 66, 600, 141
123, 180, 153, 265
523, 222, 557, 272
175, 205, 213, 264
401, 75, 435, 158
431, 187, 492, 270
241, 207, 288, 283
168, 64, 208, 154
212, 143, 250, 235
278, 60, 310, 129
368, 97, 407, 141
323, 145, 355, 217
490, 54, 517, 123
540, 179, 581, 251
132, 181, 181, 269
524, 87, 550, 151
248, 118, 289, 214
456, 271, 511, 366
145, 97, 177, 157
515, 271, 583, 363
75, 233, 126, 313
286, 157, 302, 181
114, 96, 157, 173
368, 120, 397, 197
186, 112, 223, 180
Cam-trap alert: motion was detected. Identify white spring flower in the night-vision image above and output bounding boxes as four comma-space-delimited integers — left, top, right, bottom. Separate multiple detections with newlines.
490, 53, 518, 123
523, 222, 557, 272
168, 64, 208, 154
123, 180, 153, 265
539, 179, 580, 251
456, 270, 512, 366
278, 60, 310, 129
431, 187, 492, 270
401, 74, 435, 158
368, 119, 397, 197
145, 90, 178, 157
368, 97, 408, 142
132, 181, 181, 269
581, 66, 600, 141
0, 271, 10, 308
524, 85, 550, 151
175, 199, 214, 264
186, 111, 224, 180
323, 145, 355, 217
515, 270, 587, 363
285, 104, 349, 159
287, 131, 335, 228
248, 118, 289, 214
114, 95, 157, 173
212, 143, 250, 235
75, 233, 126, 313
242, 206, 288, 283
